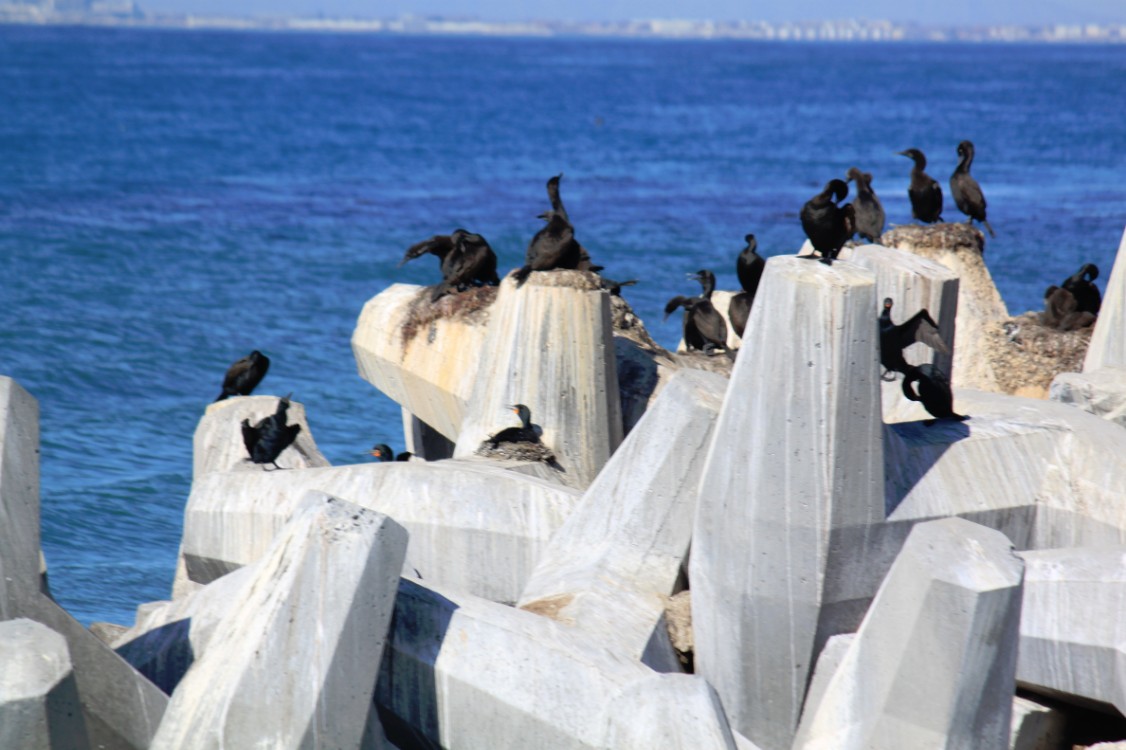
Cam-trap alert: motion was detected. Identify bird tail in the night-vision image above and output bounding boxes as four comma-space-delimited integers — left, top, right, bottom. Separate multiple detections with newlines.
983, 220, 995, 238
513, 266, 533, 287
214, 392, 229, 402
430, 282, 451, 303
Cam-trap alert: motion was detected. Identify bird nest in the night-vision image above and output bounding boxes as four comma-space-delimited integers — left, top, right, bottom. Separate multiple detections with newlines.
475, 440, 558, 464
400, 285, 497, 349
983, 312, 1092, 398
880, 222, 985, 256
510, 268, 604, 291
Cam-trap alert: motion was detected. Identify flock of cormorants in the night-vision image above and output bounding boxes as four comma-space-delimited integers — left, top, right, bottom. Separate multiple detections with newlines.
213, 141, 1107, 462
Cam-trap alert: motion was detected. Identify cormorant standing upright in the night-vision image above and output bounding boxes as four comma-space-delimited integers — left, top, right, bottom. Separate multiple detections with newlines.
898, 148, 944, 224
241, 395, 302, 469
665, 269, 729, 355
902, 364, 968, 424
1061, 263, 1101, 315
215, 350, 270, 402
544, 173, 599, 272
879, 298, 950, 380
514, 209, 582, 286
800, 179, 851, 262
949, 140, 995, 237
846, 167, 886, 242
729, 234, 765, 339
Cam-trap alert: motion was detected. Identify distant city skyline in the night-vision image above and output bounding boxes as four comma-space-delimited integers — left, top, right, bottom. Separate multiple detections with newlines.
133, 0, 1126, 26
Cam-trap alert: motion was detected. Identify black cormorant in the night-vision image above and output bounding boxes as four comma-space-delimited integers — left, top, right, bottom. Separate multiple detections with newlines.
898, 148, 944, 224
486, 404, 540, 447
665, 270, 729, 355
879, 298, 950, 380
401, 229, 499, 301
800, 179, 851, 262
1041, 286, 1096, 331
514, 209, 582, 286
949, 140, 995, 237
846, 167, 886, 242
370, 443, 413, 462
215, 350, 270, 402
1062, 263, 1101, 315
730, 234, 765, 338
902, 364, 967, 424
241, 395, 302, 469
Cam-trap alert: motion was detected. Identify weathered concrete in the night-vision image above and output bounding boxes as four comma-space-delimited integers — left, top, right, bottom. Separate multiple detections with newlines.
181, 459, 579, 603
153, 493, 407, 750
690, 256, 885, 749
1008, 695, 1067, 750
793, 519, 1024, 750
599, 673, 738, 749
376, 576, 654, 749
881, 223, 1008, 392
849, 243, 959, 376
0, 376, 41, 616
0, 618, 89, 750
518, 368, 727, 671
193, 394, 329, 477
113, 566, 256, 694
352, 283, 494, 442
453, 272, 623, 490
1051, 367, 1126, 428
1085, 226, 1126, 371
1017, 547, 1126, 715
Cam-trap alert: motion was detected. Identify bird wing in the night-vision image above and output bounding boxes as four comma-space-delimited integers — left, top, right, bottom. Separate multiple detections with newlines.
222, 356, 252, 390
241, 420, 258, 456
897, 309, 950, 355
695, 303, 729, 347
400, 234, 456, 266
664, 296, 692, 319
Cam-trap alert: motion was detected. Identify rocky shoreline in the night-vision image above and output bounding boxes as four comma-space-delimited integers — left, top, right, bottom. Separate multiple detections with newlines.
4, 224, 1126, 748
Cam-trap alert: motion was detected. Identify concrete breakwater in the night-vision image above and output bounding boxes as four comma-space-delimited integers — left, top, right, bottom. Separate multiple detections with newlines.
4, 224, 1126, 748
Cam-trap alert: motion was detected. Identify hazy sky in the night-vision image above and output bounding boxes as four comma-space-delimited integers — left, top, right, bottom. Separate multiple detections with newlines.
138, 0, 1126, 25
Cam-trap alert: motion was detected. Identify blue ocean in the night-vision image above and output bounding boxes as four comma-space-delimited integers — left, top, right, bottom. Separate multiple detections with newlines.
2, 26, 1125, 626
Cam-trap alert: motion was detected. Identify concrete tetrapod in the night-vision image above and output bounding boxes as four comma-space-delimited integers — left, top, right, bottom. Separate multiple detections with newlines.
453, 271, 624, 490
793, 518, 1025, 750
193, 394, 329, 478
881, 223, 1008, 392
0, 618, 89, 750
1084, 226, 1126, 371
690, 256, 885, 750
1051, 367, 1126, 428
152, 492, 408, 750
180, 458, 579, 602
0, 376, 41, 616
377, 576, 740, 750
518, 368, 728, 671
1016, 547, 1126, 715
848, 243, 959, 379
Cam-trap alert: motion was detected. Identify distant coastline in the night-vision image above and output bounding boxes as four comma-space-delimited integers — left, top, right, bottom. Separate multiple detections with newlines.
3, 6, 1126, 43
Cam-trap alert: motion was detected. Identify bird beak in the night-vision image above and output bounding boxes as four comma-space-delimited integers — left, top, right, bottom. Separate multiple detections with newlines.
397, 255, 409, 268
370, 450, 381, 458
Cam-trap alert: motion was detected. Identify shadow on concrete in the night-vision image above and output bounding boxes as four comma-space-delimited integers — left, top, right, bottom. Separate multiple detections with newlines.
883, 419, 972, 516
114, 618, 195, 695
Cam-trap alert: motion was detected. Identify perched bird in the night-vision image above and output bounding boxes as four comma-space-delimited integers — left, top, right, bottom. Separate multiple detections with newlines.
215, 350, 270, 402
1041, 286, 1096, 332
598, 276, 638, 296
665, 270, 729, 356
949, 140, 995, 237
514, 210, 582, 286
486, 404, 540, 448
800, 179, 852, 262
401, 229, 499, 302
1061, 263, 1101, 315
902, 364, 968, 424
545, 173, 599, 272
879, 298, 950, 380
730, 234, 765, 339
370, 443, 412, 462
898, 148, 944, 224
846, 167, 886, 242
241, 395, 302, 470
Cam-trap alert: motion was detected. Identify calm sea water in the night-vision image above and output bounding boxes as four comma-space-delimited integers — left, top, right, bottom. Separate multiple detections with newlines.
2, 26, 1125, 625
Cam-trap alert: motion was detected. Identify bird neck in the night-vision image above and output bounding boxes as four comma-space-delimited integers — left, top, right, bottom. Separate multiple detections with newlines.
956, 151, 973, 174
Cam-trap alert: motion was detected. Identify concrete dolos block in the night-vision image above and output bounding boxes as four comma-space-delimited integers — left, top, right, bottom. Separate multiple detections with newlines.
454, 272, 624, 489
1017, 547, 1126, 715
152, 492, 407, 750
598, 673, 738, 749
793, 518, 1024, 750
193, 394, 329, 478
0, 618, 89, 750
181, 459, 578, 603
1051, 367, 1126, 428
690, 256, 885, 750
518, 368, 727, 670
0, 376, 41, 615
1084, 226, 1126, 371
